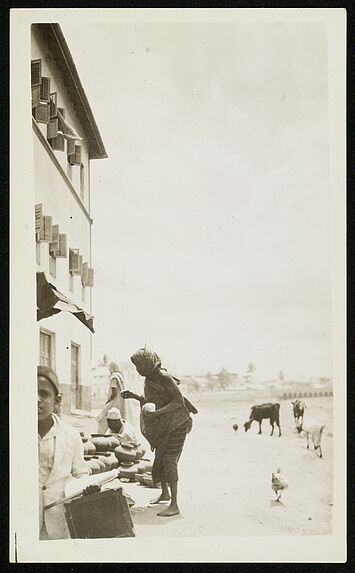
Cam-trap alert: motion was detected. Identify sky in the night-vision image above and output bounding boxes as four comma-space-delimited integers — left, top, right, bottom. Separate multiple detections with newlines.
61, 19, 332, 379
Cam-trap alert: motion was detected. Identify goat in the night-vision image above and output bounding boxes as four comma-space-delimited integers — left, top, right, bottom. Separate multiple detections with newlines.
292, 399, 306, 424
296, 421, 325, 458
243, 403, 281, 437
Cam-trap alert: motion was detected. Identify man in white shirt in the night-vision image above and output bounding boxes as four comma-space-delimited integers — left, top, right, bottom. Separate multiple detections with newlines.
106, 407, 140, 448
38, 365, 89, 540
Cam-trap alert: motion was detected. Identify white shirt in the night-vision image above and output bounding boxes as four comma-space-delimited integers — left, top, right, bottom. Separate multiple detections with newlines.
38, 414, 88, 540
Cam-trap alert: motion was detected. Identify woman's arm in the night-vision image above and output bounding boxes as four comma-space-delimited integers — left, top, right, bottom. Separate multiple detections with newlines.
121, 390, 146, 406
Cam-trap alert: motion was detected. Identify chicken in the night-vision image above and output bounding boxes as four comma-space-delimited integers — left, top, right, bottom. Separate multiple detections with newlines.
271, 467, 288, 501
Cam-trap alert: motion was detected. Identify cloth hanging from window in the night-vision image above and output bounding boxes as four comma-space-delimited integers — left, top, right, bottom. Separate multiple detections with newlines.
37, 272, 94, 333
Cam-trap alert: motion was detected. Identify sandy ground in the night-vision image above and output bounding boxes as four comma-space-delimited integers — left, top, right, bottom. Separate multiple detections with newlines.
65, 392, 333, 537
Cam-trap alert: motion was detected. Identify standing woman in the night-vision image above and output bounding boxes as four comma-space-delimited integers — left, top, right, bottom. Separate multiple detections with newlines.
121, 347, 198, 517
96, 371, 127, 434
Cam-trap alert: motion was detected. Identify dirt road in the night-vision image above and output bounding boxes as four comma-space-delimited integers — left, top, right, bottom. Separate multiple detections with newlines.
67, 392, 333, 537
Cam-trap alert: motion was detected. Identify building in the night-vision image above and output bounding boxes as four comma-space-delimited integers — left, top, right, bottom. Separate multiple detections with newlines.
91, 365, 110, 409
32, 24, 107, 413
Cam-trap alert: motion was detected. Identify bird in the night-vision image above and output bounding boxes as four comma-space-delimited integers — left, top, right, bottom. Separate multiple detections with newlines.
232, 423, 238, 432
271, 467, 288, 501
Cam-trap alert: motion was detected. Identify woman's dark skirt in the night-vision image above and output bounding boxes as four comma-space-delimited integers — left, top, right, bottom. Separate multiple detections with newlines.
152, 419, 190, 484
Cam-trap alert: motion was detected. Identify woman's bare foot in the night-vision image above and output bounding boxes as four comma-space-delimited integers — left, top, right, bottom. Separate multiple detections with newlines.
157, 504, 180, 517
149, 493, 171, 505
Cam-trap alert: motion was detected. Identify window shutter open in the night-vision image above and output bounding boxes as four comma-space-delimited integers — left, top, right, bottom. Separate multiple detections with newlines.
81, 262, 89, 286
49, 224, 59, 253
40, 215, 53, 242
67, 138, 75, 158
78, 255, 83, 275
31, 59, 42, 87
32, 86, 40, 109
35, 204, 43, 240
69, 248, 81, 275
88, 268, 94, 287
34, 103, 50, 124
49, 133, 65, 152
47, 119, 59, 140
56, 234, 67, 258
40, 77, 51, 102
50, 93, 57, 118
69, 144, 81, 166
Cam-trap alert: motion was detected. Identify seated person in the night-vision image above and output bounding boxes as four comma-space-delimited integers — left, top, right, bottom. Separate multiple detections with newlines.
38, 365, 90, 540
106, 407, 140, 448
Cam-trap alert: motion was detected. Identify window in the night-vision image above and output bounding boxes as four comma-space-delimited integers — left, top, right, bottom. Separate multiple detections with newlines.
69, 273, 74, 292
39, 329, 55, 369
80, 163, 85, 200
49, 253, 56, 278
36, 242, 41, 265
71, 343, 81, 410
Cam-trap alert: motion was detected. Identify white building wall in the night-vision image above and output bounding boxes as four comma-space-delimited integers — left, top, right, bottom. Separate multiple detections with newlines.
32, 26, 96, 412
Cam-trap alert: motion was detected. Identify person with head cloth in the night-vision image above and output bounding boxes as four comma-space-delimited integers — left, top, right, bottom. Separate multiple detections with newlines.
37, 365, 91, 540
96, 371, 129, 434
121, 347, 198, 517
105, 407, 140, 448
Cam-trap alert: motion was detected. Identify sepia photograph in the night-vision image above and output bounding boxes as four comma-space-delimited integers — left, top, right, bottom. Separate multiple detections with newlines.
10, 8, 346, 563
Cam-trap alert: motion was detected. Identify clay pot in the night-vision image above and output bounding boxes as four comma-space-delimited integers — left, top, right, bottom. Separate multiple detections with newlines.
114, 444, 137, 463
94, 458, 106, 473
142, 473, 154, 487
144, 460, 153, 473
119, 462, 140, 481
134, 445, 146, 460
135, 459, 148, 474
91, 437, 110, 452
86, 460, 100, 474
135, 473, 146, 485
106, 436, 120, 451
86, 441, 96, 455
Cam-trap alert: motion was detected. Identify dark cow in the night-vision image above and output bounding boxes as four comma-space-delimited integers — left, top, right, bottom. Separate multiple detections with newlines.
243, 403, 281, 437
292, 399, 306, 424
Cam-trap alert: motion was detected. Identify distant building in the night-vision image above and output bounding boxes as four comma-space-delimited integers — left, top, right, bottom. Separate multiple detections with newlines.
91, 365, 110, 402
32, 24, 107, 413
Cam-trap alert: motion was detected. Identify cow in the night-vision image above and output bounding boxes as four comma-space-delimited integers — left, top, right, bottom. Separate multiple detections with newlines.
292, 399, 306, 424
243, 403, 281, 437
296, 421, 325, 458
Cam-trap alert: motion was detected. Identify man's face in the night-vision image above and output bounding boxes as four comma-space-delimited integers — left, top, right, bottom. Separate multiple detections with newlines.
38, 376, 57, 421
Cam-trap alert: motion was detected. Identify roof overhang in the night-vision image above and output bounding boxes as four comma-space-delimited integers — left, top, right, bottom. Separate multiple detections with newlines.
33, 23, 108, 160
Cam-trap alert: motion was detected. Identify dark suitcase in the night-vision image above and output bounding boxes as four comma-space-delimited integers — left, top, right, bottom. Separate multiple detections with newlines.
64, 486, 135, 538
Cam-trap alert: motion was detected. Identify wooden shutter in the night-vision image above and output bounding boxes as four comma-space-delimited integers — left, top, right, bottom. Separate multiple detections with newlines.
49, 93, 57, 118
31, 59, 42, 87
49, 224, 59, 253
49, 133, 65, 152
32, 86, 40, 109
78, 255, 83, 275
69, 249, 81, 275
35, 204, 42, 240
88, 268, 94, 287
47, 119, 59, 140
40, 77, 51, 102
67, 138, 75, 157
34, 103, 50, 124
39, 216, 53, 242
56, 234, 67, 258
69, 145, 81, 166
81, 262, 89, 286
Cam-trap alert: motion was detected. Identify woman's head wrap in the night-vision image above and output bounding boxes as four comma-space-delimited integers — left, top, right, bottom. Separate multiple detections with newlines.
110, 371, 125, 390
130, 346, 161, 378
